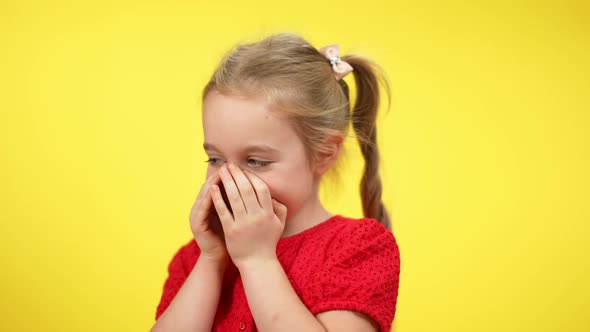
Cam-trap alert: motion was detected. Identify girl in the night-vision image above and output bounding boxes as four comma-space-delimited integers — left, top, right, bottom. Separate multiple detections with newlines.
151, 32, 400, 332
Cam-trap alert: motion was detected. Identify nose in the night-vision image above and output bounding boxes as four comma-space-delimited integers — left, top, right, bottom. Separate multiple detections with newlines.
224, 161, 247, 169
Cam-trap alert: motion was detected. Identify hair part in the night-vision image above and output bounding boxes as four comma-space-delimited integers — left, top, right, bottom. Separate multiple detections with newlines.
202, 32, 392, 230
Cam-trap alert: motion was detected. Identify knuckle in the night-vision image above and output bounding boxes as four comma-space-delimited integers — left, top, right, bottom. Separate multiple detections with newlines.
253, 210, 265, 220
229, 194, 241, 205
217, 208, 228, 218
256, 185, 266, 195
189, 208, 200, 221
262, 209, 273, 219
238, 181, 252, 193
256, 184, 269, 195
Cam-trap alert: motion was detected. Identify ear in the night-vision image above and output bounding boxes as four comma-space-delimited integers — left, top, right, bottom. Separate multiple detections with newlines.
312, 131, 344, 176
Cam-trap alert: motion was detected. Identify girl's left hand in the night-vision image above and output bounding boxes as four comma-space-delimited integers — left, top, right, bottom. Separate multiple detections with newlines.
210, 163, 287, 269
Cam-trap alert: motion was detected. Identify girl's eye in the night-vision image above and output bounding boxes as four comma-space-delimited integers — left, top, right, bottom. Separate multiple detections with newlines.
248, 158, 270, 167
205, 158, 223, 166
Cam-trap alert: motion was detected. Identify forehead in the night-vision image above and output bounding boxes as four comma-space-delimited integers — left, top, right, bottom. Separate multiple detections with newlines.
202, 91, 298, 151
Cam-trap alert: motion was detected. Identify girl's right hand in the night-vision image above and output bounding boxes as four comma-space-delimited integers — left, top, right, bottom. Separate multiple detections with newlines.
189, 173, 229, 263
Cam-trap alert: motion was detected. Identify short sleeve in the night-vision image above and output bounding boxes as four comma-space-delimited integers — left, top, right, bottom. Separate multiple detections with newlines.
155, 240, 199, 320
311, 219, 401, 332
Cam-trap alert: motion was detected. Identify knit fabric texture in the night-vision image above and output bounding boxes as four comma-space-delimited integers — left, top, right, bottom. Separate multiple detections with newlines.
155, 214, 401, 332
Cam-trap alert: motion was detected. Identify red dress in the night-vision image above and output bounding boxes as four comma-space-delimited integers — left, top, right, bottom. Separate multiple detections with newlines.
155, 214, 401, 332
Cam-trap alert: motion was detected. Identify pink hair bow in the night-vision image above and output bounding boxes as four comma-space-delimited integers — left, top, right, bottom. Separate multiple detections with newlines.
318, 44, 353, 81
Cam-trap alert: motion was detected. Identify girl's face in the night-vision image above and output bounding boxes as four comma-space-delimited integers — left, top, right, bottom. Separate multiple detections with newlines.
202, 90, 318, 221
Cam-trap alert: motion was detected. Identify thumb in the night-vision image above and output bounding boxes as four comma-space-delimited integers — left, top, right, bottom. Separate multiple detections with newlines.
271, 198, 287, 224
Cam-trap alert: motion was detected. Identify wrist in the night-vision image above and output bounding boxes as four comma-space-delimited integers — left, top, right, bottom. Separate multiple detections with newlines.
198, 252, 230, 272
234, 253, 279, 273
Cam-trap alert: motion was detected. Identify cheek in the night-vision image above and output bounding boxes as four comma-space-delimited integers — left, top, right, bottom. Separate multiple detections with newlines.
256, 172, 310, 212
254, 174, 289, 204
254, 174, 280, 198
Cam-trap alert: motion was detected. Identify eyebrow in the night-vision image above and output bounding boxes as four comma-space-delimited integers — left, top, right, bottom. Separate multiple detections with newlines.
203, 142, 279, 154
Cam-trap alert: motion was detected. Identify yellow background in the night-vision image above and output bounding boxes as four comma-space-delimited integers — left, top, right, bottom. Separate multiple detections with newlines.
1, 0, 588, 331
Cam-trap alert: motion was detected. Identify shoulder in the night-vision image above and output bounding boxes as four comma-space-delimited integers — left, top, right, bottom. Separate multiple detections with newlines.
166, 238, 201, 274
325, 215, 399, 262
310, 216, 400, 331
327, 215, 394, 238
321, 215, 400, 296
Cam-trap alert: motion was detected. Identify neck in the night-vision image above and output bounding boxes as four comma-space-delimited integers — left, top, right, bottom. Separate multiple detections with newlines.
281, 179, 333, 238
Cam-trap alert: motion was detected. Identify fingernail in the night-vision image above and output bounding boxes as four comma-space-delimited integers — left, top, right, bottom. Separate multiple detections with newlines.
220, 165, 227, 174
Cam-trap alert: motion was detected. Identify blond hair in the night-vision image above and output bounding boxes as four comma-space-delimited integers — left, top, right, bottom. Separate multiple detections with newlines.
202, 32, 392, 230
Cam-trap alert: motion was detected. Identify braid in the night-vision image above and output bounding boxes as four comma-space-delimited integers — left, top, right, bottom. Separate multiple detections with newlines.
343, 54, 391, 230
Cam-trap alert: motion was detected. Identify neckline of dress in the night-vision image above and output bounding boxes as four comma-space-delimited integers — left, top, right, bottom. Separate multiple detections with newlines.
277, 214, 344, 245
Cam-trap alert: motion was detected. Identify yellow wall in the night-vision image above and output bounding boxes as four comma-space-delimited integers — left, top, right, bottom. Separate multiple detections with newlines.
1, 1, 588, 331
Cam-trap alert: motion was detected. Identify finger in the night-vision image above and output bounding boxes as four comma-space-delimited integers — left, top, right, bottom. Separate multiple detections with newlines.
227, 164, 260, 213
219, 164, 247, 218
210, 184, 234, 229
201, 173, 221, 200
271, 198, 288, 224
190, 173, 221, 221
243, 169, 273, 211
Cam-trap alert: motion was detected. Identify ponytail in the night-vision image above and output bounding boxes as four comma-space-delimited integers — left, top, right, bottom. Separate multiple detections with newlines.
341, 54, 392, 230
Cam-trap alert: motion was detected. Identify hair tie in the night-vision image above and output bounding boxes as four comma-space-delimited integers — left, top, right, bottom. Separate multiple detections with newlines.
318, 44, 353, 81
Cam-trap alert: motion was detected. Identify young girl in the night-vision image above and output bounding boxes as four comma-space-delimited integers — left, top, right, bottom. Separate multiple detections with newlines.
151, 32, 400, 332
